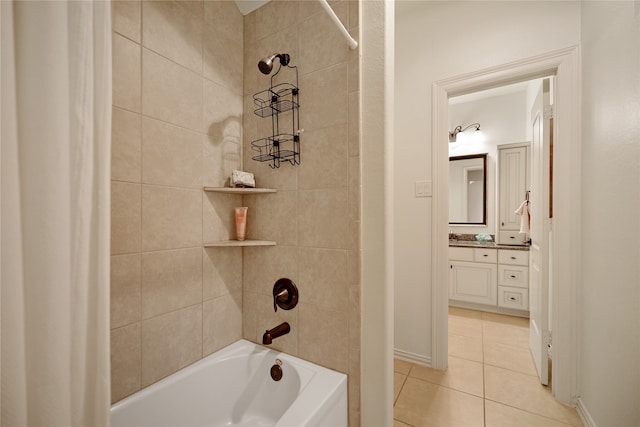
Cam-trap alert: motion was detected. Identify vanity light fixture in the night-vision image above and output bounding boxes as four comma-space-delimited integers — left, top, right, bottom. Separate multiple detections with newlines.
449, 123, 482, 143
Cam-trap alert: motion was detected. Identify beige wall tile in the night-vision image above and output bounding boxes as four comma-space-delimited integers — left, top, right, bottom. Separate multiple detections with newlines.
348, 221, 361, 285
112, 107, 141, 183
243, 245, 298, 296
298, 1, 348, 74
203, 81, 242, 187
298, 125, 348, 190
242, 290, 258, 342
141, 185, 202, 251
202, 192, 240, 243
111, 254, 141, 329
142, 49, 203, 132
349, 346, 361, 411
348, 91, 360, 156
141, 304, 202, 387
255, 0, 299, 42
111, 182, 141, 254
253, 191, 297, 246
111, 323, 141, 402
298, 188, 349, 249
348, 0, 359, 30
142, 117, 202, 188
299, 63, 348, 132
142, 0, 203, 74
204, 0, 243, 41
203, 25, 243, 91
203, 293, 242, 355
203, 135, 241, 188
349, 156, 360, 221
141, 248, 202, 319
112, 0, 141, 42
203, 247, 242, 300
298, 302, 348, 373
298, 247, 348, 311
172, 0, 203, 17
203, 76, 243, 131
113, 33, 141, 112
243, 13, 258, 96
349, 284, 360, 346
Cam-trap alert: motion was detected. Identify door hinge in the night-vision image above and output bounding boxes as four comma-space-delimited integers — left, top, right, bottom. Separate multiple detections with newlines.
544, 105, 554, 120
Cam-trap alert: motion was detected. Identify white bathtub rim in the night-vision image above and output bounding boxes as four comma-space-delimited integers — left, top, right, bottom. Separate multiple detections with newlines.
111, 339, 348, 427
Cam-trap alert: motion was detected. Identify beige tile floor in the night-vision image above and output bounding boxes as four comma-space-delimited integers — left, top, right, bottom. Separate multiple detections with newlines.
393, 307, 584, 427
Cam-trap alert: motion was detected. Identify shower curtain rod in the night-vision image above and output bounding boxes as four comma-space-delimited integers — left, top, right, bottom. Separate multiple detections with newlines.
318, 0, 358, 50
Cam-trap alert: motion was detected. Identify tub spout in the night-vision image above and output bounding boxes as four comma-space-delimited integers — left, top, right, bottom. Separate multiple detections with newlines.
262, 322, 290, 345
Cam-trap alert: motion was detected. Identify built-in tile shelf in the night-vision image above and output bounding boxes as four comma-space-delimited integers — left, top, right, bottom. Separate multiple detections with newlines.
203, 187, 277, 194
204, 240, 276, 247
202, 187, 276, 248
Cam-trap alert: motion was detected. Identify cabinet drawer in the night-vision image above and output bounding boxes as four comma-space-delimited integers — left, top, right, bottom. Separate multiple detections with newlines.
498, 249, 529, 266
498, 265, 529, 288
498, 230, 528, 245
474, 248, 497, 263
449, 247, 474, 262
498, 286, 529, 310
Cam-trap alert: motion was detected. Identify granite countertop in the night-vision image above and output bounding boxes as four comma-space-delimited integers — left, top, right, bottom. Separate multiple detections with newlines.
449, 240, 530, 251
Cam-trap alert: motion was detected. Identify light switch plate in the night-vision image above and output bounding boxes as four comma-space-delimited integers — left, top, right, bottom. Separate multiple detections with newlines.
415, 180, 432, 197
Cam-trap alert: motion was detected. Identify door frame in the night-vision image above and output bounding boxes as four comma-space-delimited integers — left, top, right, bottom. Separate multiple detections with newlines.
431, 46, 581, 405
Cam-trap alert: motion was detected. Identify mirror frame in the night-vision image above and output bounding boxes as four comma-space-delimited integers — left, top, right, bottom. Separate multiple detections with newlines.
449, 153, 487, 225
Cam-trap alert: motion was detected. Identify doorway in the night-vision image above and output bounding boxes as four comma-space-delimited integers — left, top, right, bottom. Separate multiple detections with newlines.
431, 47, 581, 405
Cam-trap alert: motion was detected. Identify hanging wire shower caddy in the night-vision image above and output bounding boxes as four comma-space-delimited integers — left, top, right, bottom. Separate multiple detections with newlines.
251, 61, 301, 168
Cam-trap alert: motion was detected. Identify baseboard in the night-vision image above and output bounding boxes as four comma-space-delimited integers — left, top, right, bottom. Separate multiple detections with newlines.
393, 348, 432, 367
576, 398, 597, 427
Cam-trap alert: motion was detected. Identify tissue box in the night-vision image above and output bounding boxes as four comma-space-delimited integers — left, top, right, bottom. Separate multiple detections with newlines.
231, 170, 255, 188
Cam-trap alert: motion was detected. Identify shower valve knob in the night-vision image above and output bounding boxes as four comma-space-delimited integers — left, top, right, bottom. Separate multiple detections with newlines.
273, 278, 298, 312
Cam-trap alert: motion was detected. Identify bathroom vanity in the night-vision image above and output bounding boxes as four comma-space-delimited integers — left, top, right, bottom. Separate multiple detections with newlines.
449, 240, 530, 316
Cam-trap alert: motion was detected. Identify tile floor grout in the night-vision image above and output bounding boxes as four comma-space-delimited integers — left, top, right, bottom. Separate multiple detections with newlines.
393, 307, 582, 427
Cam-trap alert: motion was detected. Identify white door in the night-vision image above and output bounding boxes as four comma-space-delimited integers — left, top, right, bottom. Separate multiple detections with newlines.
529, 78, 552, 385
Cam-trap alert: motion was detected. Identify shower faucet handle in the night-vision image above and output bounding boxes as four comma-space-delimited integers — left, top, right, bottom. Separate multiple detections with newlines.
272, 278, 298, 312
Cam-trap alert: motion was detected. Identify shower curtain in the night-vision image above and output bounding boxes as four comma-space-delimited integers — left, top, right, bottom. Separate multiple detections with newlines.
1, 1, 111, 426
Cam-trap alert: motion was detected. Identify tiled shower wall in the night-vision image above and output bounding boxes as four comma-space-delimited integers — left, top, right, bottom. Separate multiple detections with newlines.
241, 1, 361, 425
110, 0, 245, 402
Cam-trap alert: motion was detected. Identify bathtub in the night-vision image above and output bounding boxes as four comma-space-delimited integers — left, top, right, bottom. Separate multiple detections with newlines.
111, 339, 348, 427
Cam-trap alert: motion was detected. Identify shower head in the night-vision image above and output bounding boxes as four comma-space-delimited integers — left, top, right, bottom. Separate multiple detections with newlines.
258, 53, 290, 75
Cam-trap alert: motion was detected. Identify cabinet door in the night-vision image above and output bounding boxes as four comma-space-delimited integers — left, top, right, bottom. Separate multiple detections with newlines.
499, 146, 528, 232
449, 261, 497, 305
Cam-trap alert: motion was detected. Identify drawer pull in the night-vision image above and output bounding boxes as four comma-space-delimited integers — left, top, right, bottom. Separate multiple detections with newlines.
510, 256, 516, 260
509, 275, 517, 278
509, 236, 515, 239
509, 296, 518, 301
483, 254, 488, 257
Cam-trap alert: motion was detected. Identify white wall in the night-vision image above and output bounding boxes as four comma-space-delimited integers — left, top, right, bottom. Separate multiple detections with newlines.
580, 2, 640, 425
394, 0, 580, 362
449, 90, 529, 236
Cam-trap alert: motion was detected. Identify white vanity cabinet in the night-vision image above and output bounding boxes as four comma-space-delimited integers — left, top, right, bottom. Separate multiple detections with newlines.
449, 247, 497, 306
449, 245, 530, 313
497, 249, 529, 310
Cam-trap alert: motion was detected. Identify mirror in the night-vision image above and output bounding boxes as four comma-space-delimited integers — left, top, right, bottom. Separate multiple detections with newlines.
449, 153, 487, 225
